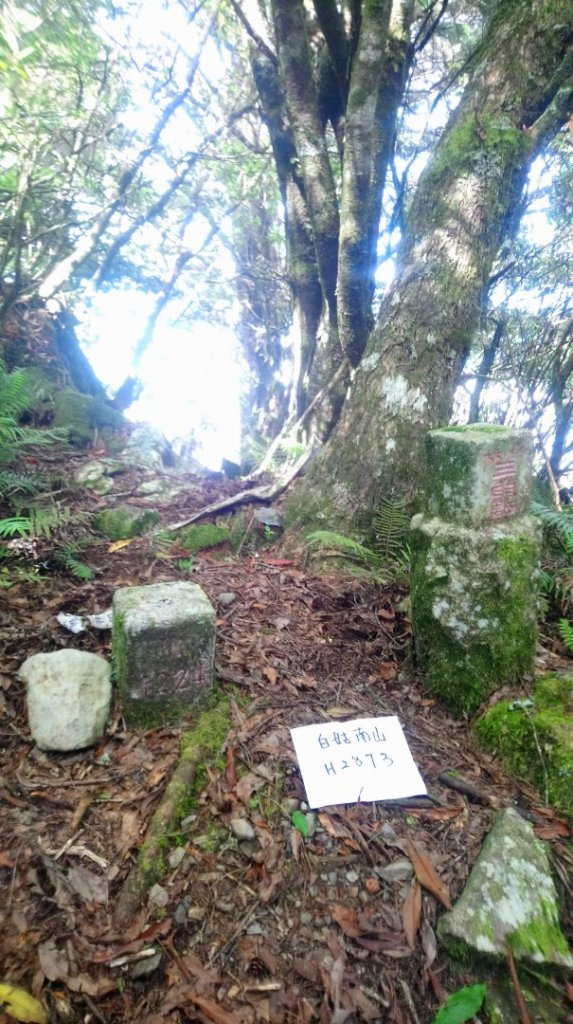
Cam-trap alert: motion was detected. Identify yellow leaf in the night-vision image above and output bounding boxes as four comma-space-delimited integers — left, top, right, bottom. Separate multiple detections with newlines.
0, 983, 47, 1024
108, 539, 132, 553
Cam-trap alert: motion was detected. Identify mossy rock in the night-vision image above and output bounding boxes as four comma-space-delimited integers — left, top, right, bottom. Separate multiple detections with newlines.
53, 389, 124, 448
179, 523, 231, 554
95, 505, 160, 541
474, 675, 573, 822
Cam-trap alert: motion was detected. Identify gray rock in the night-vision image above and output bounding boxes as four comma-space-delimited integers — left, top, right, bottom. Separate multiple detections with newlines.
124, 425, 174, 470
75, 460, 113, 495
130, 952, 162, 979
20, 650, 111, 751
438, 808, 573, 968
376, 858, 414, 883
136, 478, 184, 499
230, 817, 255, 841
168, 846, 186, 869
254, 507, 282, 529
112, 581, 216, 727
148, 884, 168, 908
217, 592, 237, 608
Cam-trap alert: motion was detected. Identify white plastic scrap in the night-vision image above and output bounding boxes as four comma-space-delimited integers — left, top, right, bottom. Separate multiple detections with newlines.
56, 609, 113, 633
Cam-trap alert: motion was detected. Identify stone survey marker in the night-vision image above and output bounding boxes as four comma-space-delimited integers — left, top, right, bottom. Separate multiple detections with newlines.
411, 425, 540, 716
113, 581, 216, 726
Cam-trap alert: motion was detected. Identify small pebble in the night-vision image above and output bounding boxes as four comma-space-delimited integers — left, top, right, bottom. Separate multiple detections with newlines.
376, 858, 414, 883
168, 846, 186, 869
345, 870, 359, 883
148, 884, 169, 908
365, 877, 380, 895
130, 952, 162, 979
305, 813, 317, 837
230, 817, 255, 841
246, 922, 263, 935
174, 897, 192, 925
187, 905, 206, 922
282, 798, 300, 813
218, 592, 237, 607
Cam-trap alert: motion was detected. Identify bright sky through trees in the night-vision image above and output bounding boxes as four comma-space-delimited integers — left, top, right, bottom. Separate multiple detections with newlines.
72, 0, 245, 467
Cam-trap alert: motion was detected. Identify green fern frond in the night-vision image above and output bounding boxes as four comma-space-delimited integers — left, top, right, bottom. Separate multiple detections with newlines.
305, 529, 379, 567
28, 504, 72, 539
0, 364, 31, 419
0, 516, 33, 538
56, 545, 94, 580
373, 498, 410, 563
558, 618, 573, 655
531, 501, 573, 557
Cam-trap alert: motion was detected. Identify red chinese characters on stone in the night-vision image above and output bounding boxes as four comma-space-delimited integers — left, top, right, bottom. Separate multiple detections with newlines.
484, 452, 518, 521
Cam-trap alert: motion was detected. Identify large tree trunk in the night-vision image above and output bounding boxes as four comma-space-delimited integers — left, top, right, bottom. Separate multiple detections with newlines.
246, 0, 414, 445
291, 0, 573, 532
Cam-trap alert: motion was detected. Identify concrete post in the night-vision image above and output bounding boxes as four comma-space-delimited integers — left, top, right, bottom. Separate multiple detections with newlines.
411, 425, 540, 716
112, 581, 216, 727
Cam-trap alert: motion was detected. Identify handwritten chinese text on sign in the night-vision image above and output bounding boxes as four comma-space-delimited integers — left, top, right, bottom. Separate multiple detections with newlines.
290, 716, 427, 809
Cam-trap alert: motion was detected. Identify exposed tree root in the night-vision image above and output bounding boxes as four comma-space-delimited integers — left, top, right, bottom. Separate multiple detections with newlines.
113, 737, 204, 928
162, 449, 313, 531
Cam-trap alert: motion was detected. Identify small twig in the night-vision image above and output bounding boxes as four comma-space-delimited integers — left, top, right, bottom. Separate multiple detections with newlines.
506, 943, 532, 1024
398, 979, 422, 1024
16, 769, 114, 789
438, 771, 502, 808
208, 903, 259, 965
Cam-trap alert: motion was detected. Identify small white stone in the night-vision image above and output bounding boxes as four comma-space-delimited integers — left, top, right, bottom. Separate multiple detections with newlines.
148, 884, 169, 908
230, 817, 255, 841
20, 649, 111, 752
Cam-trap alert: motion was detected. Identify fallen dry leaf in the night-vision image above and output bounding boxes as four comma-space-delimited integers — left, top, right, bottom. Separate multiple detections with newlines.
108, 539, 132, 553
330, 903, 362, 938
405, 837, 451, 909
402, 879, 421, 949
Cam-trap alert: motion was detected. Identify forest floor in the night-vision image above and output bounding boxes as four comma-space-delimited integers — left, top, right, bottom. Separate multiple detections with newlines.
1, 444, 572, 1024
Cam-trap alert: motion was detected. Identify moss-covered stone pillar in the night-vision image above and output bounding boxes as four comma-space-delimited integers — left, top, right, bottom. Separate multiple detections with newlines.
411, 425, 540, 716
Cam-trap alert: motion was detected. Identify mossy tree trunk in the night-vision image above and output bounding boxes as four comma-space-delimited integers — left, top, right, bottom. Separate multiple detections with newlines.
290, 0, 573, 530
247, 0, 415, 444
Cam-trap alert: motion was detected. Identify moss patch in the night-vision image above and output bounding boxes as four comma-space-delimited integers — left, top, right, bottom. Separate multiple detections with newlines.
179, 523, 231, 553
95, 505, 160, 541
411, 516, 539, 716
53, 389, 124, 448
115, 696, 234, 924
474, 675, 573, 822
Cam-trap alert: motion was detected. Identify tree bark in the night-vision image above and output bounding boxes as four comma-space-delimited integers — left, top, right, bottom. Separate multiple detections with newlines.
245, 0, 414, 446
291, 0, 573, 530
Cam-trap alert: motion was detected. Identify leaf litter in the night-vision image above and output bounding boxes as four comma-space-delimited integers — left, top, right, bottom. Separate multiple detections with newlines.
0, 451, 572, 1024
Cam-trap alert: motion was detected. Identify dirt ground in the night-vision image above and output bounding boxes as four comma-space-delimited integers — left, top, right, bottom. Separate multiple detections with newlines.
1, 448, 572, 1024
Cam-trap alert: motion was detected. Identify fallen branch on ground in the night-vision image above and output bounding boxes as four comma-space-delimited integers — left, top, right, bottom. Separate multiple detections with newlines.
161, 449, 313, 532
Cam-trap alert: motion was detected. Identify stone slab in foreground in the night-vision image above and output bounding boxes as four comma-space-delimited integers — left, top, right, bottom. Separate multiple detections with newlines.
112, 581, 216, 726
19, 649, 111, 751
438, 808, 572, 969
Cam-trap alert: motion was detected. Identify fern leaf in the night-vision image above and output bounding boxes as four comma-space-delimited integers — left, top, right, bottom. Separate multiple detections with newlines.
558, 618, 573, 655
0, 516, 33, 538
305, 530, 379, 567
531, 501, 573, 557
373, 498, 410, 564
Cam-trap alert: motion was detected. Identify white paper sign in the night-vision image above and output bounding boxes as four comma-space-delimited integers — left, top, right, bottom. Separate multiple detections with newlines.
290, 716, 427, 809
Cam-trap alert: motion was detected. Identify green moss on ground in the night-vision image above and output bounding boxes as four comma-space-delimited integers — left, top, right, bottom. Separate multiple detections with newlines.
474, 675, 573, 822
95, 505, 160, 541
135, 695, 233, 885
179, 523, 231, 553
53, 389, 124, 448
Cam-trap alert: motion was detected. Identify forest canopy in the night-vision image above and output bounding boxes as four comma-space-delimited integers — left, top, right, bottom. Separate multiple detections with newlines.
0, 0, 572, 523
